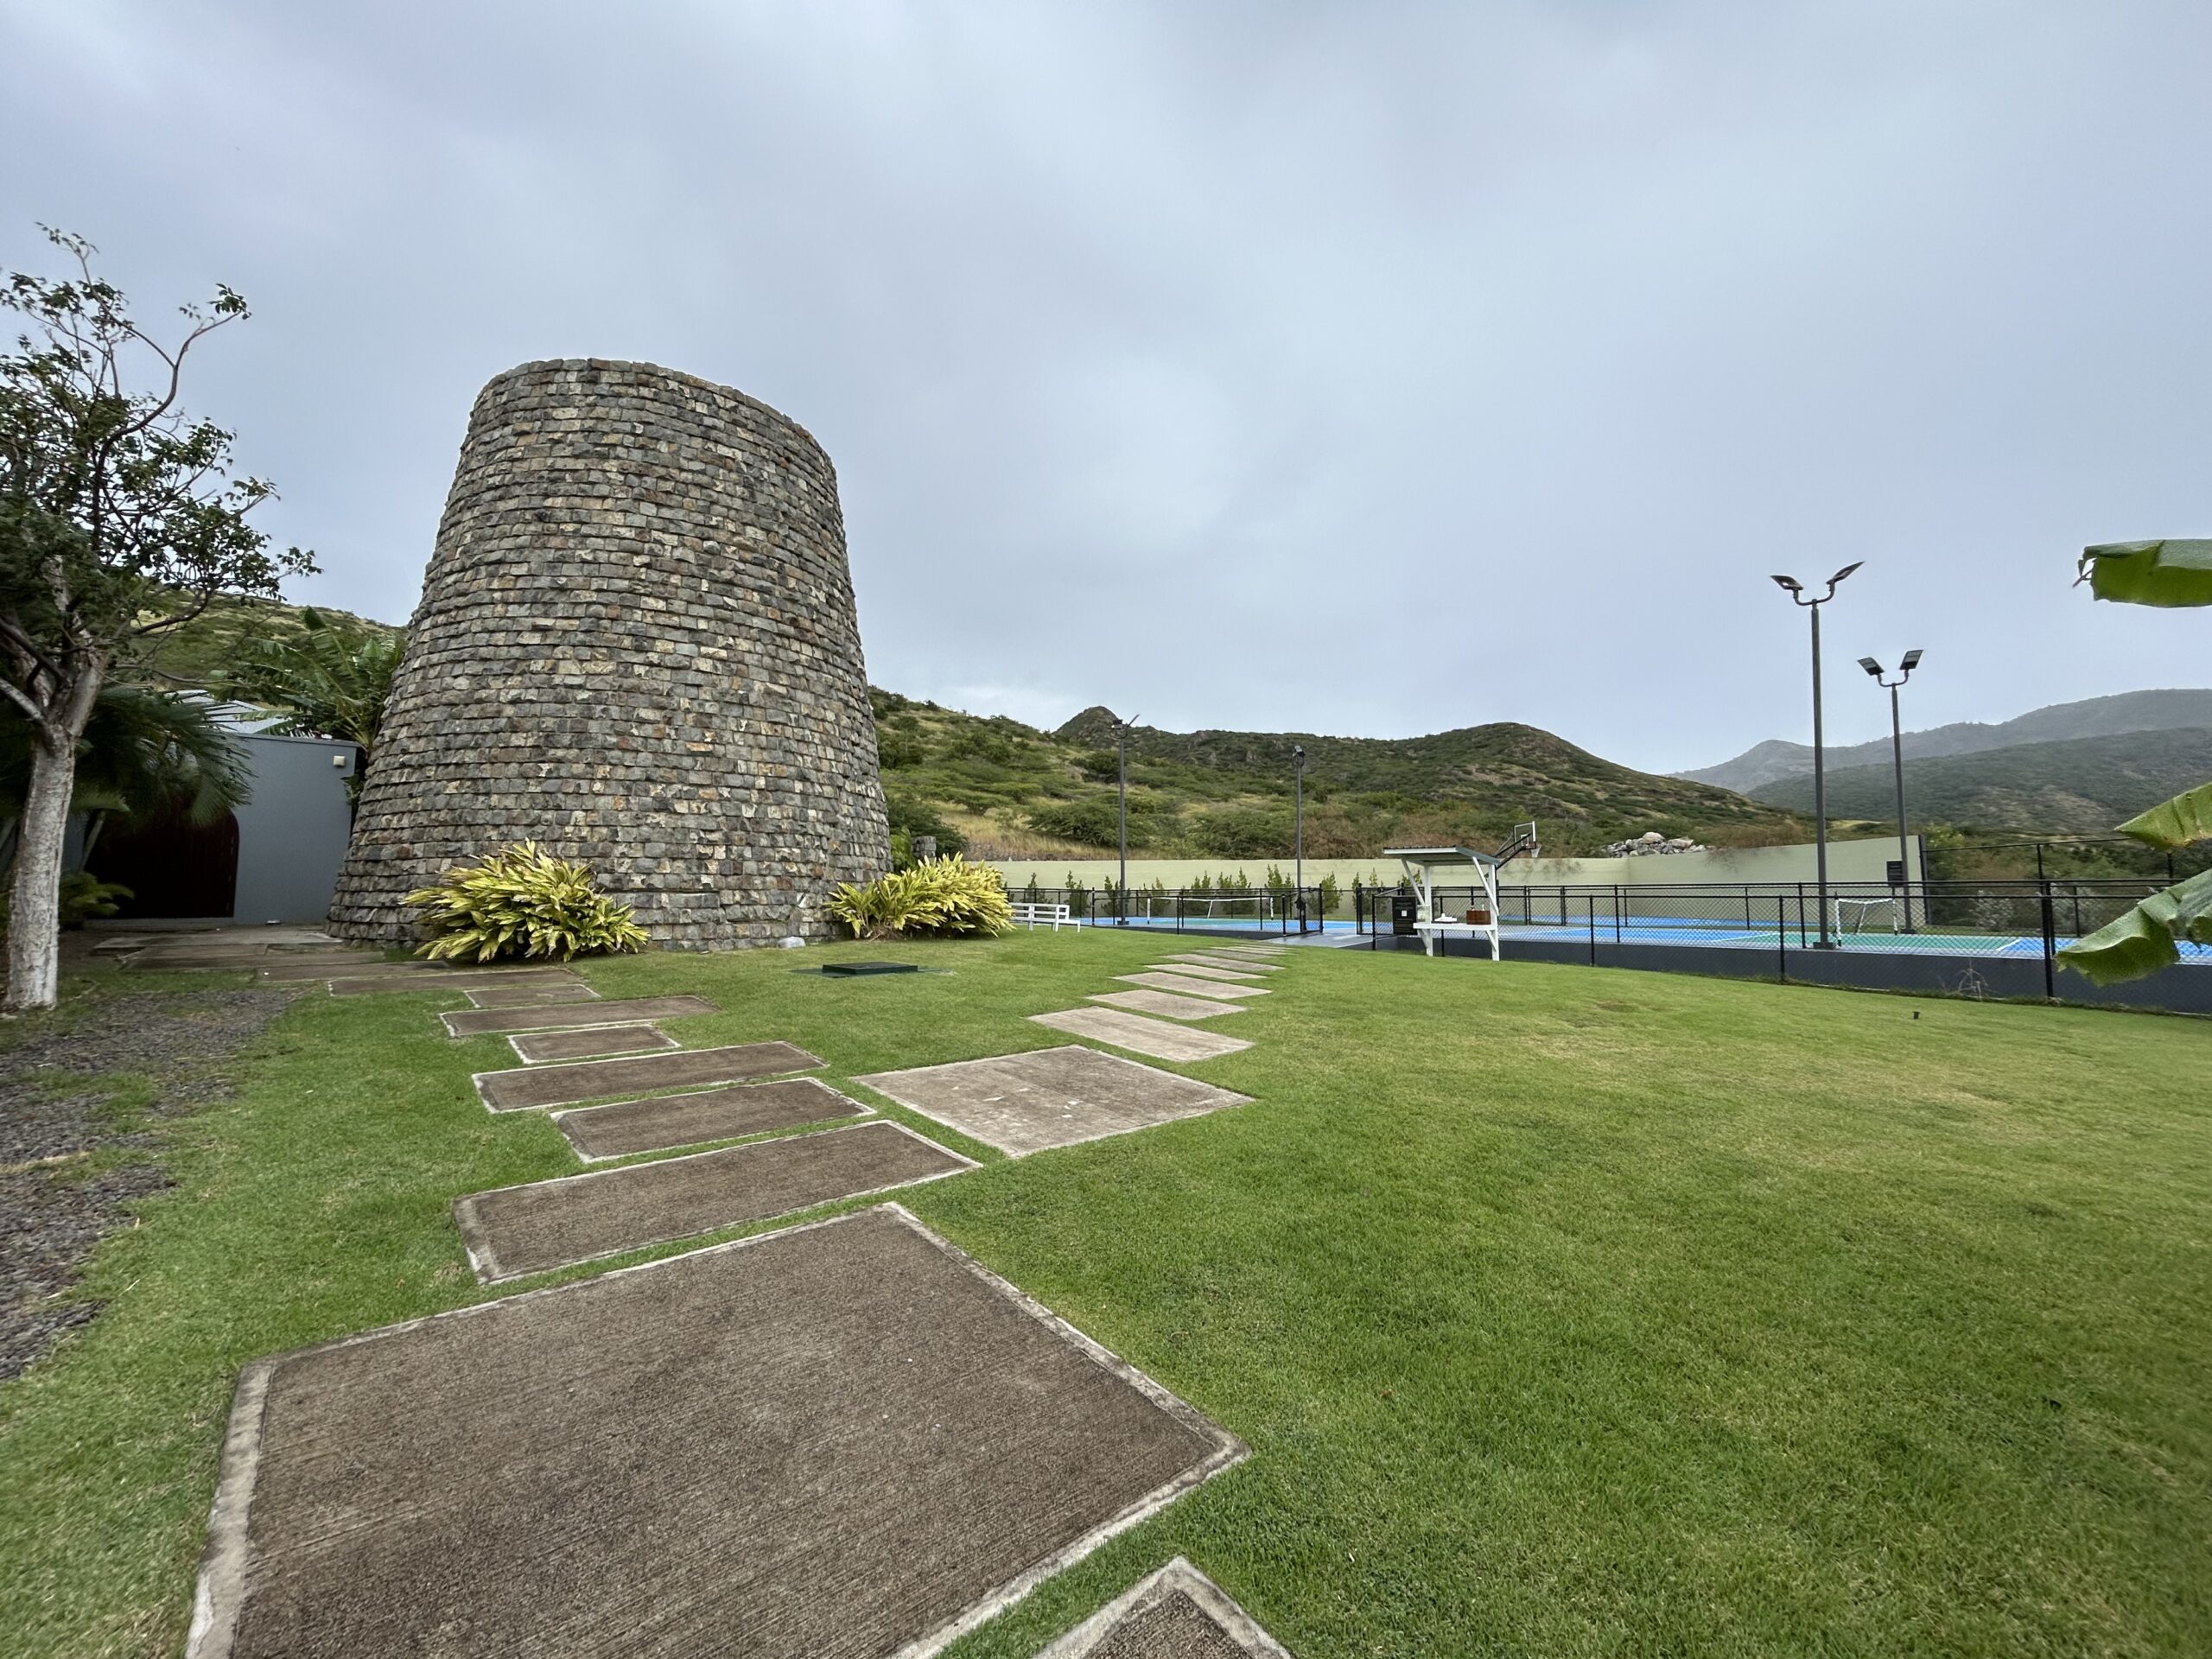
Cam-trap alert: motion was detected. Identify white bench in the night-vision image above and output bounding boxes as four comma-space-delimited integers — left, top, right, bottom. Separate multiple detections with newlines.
1009, 901, 1080, 932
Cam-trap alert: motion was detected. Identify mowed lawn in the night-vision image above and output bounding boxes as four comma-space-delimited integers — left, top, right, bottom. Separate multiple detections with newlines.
3, 931, 2208, 1656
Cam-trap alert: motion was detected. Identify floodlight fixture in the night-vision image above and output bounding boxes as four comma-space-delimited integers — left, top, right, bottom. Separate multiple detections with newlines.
1860, 647, 1928, 931
1769, 561, 1868, 945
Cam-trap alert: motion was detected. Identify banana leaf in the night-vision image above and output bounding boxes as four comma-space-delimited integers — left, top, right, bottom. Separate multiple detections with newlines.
2057, 867, 2212, 983
2079, 539, 2212, 608
2117, 781, 2212, 850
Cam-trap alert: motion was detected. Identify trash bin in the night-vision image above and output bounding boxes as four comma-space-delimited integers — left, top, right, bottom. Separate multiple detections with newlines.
1390, 894, 1419, 937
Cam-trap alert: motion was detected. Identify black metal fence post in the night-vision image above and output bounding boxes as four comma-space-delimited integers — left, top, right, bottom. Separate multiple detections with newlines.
1777, 895, 1788, 982
2040, 880, 2058, 1001
1587, 895, 1598, 964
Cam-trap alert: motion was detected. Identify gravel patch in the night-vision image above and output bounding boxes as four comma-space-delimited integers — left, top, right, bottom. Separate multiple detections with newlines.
0, 981, 299, 1380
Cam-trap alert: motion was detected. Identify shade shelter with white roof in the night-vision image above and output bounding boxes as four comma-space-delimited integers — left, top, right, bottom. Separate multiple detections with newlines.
1384, 845, 1507, 958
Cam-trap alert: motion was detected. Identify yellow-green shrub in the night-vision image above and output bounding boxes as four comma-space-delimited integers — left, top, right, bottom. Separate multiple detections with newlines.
404, 842, 647, 963
827, 855, 1014, 940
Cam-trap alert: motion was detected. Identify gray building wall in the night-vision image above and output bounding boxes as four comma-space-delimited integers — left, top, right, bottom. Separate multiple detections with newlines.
232, 734, 358, 924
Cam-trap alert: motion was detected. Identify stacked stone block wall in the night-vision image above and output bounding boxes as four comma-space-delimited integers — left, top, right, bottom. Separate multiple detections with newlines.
330, 359, 890, 948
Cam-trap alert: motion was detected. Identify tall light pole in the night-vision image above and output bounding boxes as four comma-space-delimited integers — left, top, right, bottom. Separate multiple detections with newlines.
1292, 744, 1306, 896
1102, 708, 1135, 925
1771, 563, 1862, 948
1858, 649, 1923, 932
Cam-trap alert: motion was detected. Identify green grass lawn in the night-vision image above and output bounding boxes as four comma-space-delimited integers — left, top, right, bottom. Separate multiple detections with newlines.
3, 933, 2209, 1656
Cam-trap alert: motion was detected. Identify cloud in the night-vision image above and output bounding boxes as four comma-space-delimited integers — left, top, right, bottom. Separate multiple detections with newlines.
4, 0, 2207, 772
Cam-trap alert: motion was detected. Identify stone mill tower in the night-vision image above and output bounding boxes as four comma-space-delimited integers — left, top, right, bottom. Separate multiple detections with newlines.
331, 359, 891, 949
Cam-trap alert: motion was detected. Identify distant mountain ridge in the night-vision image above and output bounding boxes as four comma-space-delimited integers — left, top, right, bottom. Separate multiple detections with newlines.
1681, 689, 2212, 793
1750, 726, 2212, 836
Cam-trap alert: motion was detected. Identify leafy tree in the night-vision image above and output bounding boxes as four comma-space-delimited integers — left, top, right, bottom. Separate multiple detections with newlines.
220, 607, 401, 799
0, 230, 308, 1008
2057, 540, 2212, 982
0, 682, 250, 861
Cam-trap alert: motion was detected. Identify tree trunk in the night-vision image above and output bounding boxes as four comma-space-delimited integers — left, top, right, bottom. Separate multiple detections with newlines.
5, 666, 101, 1014
6, 735, 79, 1010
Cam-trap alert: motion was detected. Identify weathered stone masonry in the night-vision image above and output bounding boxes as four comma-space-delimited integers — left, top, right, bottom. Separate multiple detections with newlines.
331, 359, 890, 948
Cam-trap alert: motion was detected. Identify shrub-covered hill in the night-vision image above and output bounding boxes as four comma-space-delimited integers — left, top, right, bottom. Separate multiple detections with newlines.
880, 693, 1800, 861
131, 594, 403, 687
1751, 726, 2212, 836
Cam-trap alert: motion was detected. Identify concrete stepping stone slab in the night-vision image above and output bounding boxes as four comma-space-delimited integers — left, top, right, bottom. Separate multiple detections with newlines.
511, 1025, 677, 1065
1200, 947, 1285, 960
554, 1077, 872, 1162
442, 995, 718, 1039
1151, 961, 1271, 982
1029, 1009, 1255, 1065
465, 982, 603, 1009
452, 1120, 976, 1282
1089, 989, 1249, 1021
329, 967, 578, 997
190, 1205, 1243, 1659
254, 957, 398, 982
1036, 1557, 1294, 1658
475, 1041, 823, 1113
855, 1043, 1251, 1155
1161, 953, 1280, 973
1115, 972, 1270, 1001
124, 953, 275, 972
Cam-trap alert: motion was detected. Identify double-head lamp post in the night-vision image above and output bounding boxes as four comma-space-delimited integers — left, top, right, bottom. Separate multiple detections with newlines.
1770, 563, 1862, 948
1292, 744, 1306, 903
1857, 649, 1923, 932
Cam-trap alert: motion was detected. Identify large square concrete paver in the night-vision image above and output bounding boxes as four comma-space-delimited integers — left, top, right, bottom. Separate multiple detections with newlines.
854, 1045, 1250, 1155
442, 995, 717, 1038
553, 1077, 872, 1161
1151, 961, 1271, 982
188, 1205, 1243, 1659
509, 1024, 677, 1065
1088, 988, 1248, 1021
1030, 1009, 1254, 1064
474, 1041, 823, 1112
1035, 1557, 1294, 1657
453, 1119, 974, 1281
1115, 972, 1270, 1001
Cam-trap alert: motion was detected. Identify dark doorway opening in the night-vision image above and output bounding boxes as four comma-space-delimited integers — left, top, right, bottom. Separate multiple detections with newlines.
84, 805, 240, 919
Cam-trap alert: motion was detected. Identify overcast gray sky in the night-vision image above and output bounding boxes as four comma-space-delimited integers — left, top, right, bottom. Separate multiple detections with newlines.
4, 1, 2207, 772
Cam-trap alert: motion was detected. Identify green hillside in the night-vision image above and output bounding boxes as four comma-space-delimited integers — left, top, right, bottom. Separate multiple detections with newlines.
1751, 727, 2212, 836
879, 694, 1800, 860
129, 594, 404, 688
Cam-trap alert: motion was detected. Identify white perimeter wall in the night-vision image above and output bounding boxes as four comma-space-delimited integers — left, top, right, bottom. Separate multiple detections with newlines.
988, 835, 1922, 892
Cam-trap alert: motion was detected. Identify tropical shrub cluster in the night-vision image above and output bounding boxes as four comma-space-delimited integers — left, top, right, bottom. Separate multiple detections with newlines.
0, 872, 131, 933
827, 855, 1013, 940
404, 842, 647, 963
